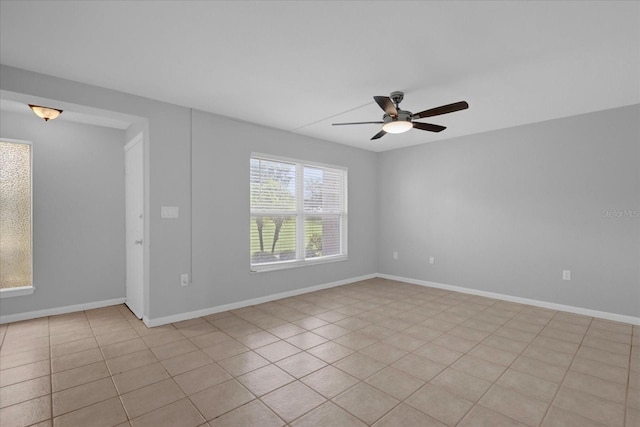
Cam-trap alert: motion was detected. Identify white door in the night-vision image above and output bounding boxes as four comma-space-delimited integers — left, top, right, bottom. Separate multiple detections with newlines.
124, 134, 144, 319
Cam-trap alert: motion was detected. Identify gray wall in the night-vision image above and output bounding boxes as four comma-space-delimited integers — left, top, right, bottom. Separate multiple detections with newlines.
0, 65, 378, 321
0, 110, 126, 314
191, 111, 378, 308
378, 105, 640, 317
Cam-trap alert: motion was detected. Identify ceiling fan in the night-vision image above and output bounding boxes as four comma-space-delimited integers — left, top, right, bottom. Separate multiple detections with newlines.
332, 91, 469, 140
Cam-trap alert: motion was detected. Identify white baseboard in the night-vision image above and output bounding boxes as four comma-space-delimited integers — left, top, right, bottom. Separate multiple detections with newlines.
144, 273, 377, 327
0, 297, 126, 324
378, 273, 640, 326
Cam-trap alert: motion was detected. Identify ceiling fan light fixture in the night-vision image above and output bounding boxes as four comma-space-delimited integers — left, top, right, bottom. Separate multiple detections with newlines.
382, 120, 412, 134
29, 104, 63, 122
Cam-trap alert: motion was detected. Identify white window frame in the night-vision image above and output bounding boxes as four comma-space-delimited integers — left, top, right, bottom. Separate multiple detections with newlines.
250, 153, 348, 273
0, 138, 34, 298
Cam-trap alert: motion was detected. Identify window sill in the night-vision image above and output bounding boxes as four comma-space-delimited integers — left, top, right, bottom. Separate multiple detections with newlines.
0, 286, 34, 298
251, 255, 348, 273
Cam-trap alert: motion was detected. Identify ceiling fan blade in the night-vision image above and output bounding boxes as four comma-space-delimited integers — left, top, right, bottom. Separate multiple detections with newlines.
332, 121, 384, 126
371, 130, 387, 140
413, 122, 446, 132
374, 96, 398, 117
412, 101, 469, 119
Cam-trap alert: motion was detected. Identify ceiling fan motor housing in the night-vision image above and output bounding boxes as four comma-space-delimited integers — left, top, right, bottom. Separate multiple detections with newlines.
383, 110, 412, 124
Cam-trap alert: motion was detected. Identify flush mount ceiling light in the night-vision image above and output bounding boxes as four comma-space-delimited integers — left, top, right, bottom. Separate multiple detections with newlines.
28, 104, 63, 122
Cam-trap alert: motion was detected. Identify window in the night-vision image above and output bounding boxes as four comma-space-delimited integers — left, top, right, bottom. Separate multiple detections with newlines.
0, 139, 34, 297
250, 154, 347, 271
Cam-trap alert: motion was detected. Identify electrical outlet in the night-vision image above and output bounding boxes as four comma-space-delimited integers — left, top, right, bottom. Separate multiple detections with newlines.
429, 256, 435, 264
392, 251, 398, 260
180, 273, 189, 287
562, 270, 571, 281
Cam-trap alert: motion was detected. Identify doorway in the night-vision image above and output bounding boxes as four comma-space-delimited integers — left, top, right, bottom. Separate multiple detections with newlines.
124, 133, 144, 319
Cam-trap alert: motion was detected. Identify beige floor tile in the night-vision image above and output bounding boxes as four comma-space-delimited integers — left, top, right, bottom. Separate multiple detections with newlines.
217, 351, 270, 377
130, 398, 205, 427
148, 338, 198, 361
563, 370, 626, 404
293, 316, 329, 330
306, 341, 354, 363
51, 348, 104, 374
334, 353, 386, 380
382, 333, 426, 352
285, 331, 328, 350
333, 382, 399, 425
542, 405, 609, 427
431, 333, 478, 353
358, 324, 396, 340
570, 357, 628, 385
540, 327, 585, 344
51, 361, 110, 392
0, 336, 49, 357
106, 349, 158, 375
582, 336, 631, 355
553, 386, 625, 427
51, 337, 98, 358
301, 365, 359, 399
141, 330, 184, 348
449, 326, 491, 342
392, 353, 446, 381
100, 338, 147, 360
333, 317, 370, 331
253, 341, 300, 363
236, 331, 280, 349
414, 342, 464, 366
190, 379, 255, 420
511, 355, 568, 383
237, 364, 294, 396
575, 346, 629, 369
431, 367, 492, 402
373, 403, 446, 427
262, 381, 326, 422
0, 347, 50, 371
53, 397, 127, 427
52, 377, 117, 417
267, 323, 306, 340
333, 332, 377, 351
399, 325, 442, 342
160, 350, 212, 376
458, 404, 527, 427
189, 331, 233, 349
0, 376, 50, 408
405, 383, 473, 426
311, 324, 350, 340
492, 326, 537, 343
177, 322, 219, 339
291, 401, 366, 427
94, 328, 140, 347
365, 366, 424, 400
275, 352, 326, 378
482, 334, 529, 353
206, 340, 250, 363
173, 363, 232, 396
0, 394, 51, 426
468, 343, 519, 367
112, 363, 171, 395
497, 369, 559, 403
479, 385, 549, 426
451, 355, 507, 382
120, 378, 185, 419
1, 360, 50, 387
360, 342, 408, 365
626, 406, 640, 427
208, 400, 284, 427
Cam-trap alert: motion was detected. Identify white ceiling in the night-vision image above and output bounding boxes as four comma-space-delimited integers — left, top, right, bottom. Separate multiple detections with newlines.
1, 1, 638, 152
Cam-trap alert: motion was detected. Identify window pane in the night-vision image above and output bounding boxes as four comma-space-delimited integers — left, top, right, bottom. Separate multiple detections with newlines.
250, 216, 296, 264
304, 166, 343, 213
305, 215, 341, 258
0, 141, 32, 288
250, 158, 296, 212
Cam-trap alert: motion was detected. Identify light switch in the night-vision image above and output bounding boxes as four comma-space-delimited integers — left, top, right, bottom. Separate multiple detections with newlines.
161, 206, 179, 219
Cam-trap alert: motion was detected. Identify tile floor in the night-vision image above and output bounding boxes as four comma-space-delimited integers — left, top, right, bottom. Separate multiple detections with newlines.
1, 278, 638, 426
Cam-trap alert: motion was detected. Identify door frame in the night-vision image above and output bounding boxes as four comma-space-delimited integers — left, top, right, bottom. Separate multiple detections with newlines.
124, 132, 145, 319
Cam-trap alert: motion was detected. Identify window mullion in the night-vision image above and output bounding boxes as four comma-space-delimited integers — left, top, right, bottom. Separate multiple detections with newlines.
296, 163, 305, 260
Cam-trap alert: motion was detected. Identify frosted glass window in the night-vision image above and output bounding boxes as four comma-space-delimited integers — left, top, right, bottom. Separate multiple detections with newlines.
0, 140, 32, 289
